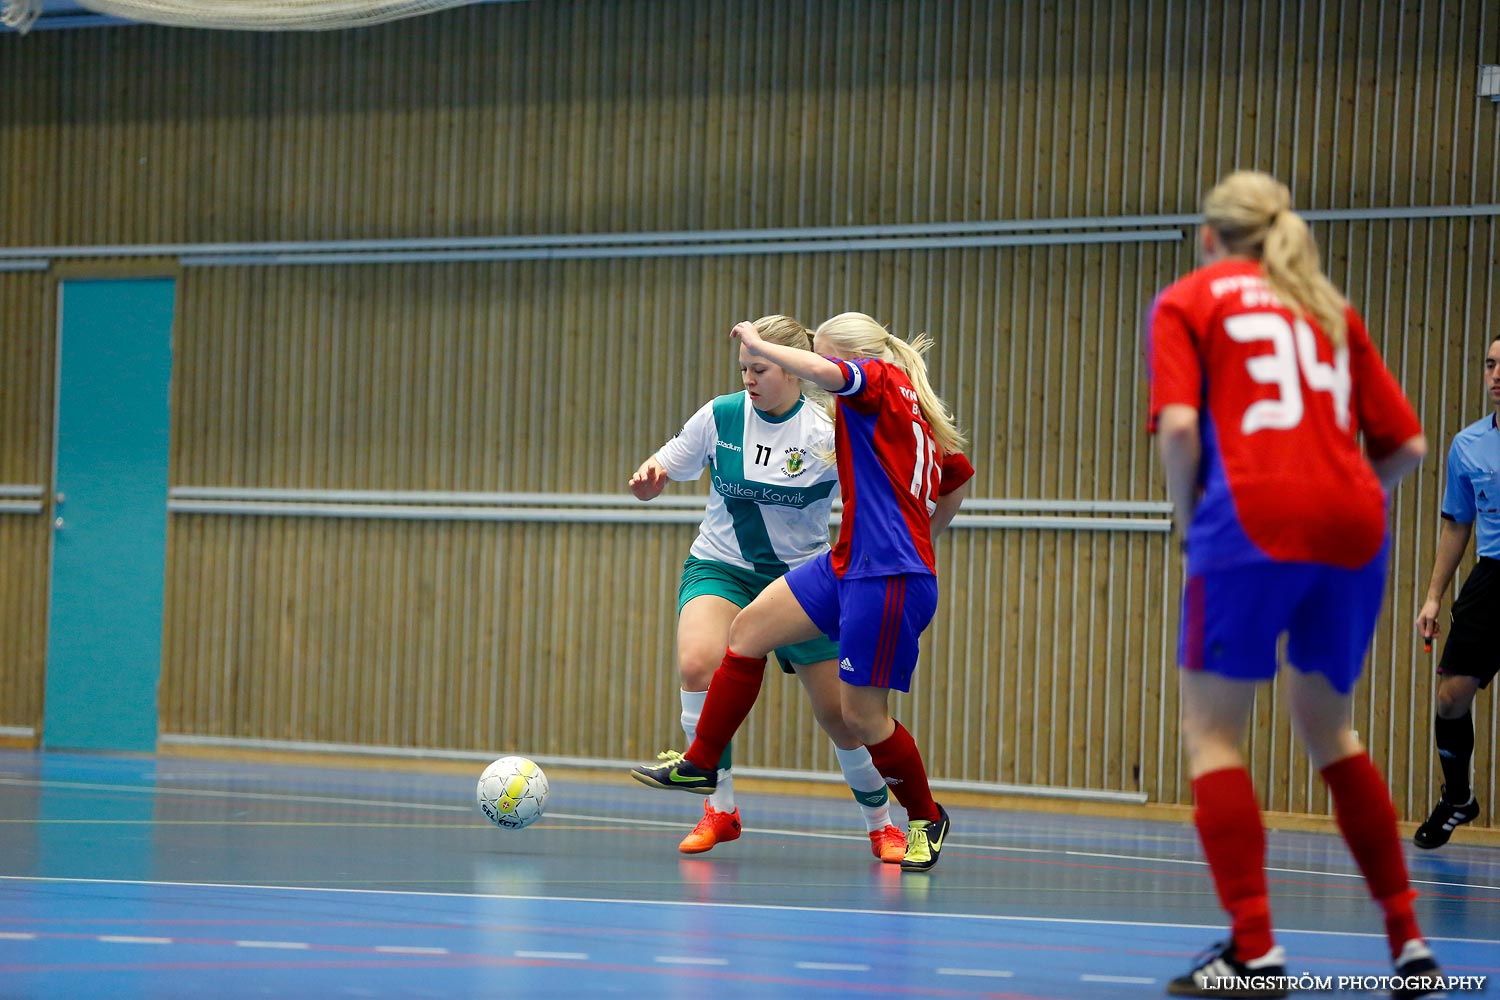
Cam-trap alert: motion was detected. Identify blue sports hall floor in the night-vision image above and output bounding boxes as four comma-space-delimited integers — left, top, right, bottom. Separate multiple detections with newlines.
0, 750, 1495, 999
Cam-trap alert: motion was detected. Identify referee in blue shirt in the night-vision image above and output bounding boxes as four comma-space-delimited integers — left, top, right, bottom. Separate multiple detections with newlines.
1414, 336, 1500, 849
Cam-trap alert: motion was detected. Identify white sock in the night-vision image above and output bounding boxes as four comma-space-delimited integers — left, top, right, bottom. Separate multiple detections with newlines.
714, 769, 735, 813
834, 744, 891, 832
679, 688, 706, 744
680, 688, 734, 813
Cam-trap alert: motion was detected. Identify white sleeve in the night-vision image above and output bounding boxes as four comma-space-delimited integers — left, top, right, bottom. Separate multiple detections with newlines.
808, 408, 839, 485
654, 401, 717, 481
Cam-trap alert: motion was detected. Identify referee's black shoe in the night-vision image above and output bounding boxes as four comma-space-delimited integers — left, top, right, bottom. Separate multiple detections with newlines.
1413, 786, 1480, 849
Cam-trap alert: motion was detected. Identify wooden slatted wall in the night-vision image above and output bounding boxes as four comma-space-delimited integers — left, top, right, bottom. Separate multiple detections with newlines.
0, 274, 53, 738
1, 0, 1497, 822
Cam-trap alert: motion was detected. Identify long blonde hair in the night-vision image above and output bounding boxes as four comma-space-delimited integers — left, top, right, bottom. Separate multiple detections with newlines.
813, 311, 967, 455
1203, 170, 1348, 347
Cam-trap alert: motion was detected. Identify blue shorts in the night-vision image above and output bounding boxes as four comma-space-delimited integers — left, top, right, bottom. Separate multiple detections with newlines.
783, 552, 938, 692
1178, 547, 1389, 695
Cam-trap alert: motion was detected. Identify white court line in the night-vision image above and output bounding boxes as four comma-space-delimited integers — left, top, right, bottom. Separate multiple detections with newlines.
234, 940, 310, 949
3, 776, 1494, 893
5, 773, 1494, 893
937, 967, 1014, 978
654, 956, 729, 966
795, 962, 870, 971
6, 934, 448, 957
1057, 849, 1487, 891
514, 950, 587, 961
2, 875, 1498, 947
0, 777, 468, 813
1082, 974, 1157, 984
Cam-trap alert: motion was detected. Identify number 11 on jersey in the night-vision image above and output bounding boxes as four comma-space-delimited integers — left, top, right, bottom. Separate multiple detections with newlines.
908, 422, 938, 510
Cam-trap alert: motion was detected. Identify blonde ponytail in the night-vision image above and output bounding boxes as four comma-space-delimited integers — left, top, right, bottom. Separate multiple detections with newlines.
883, 333, 968, 455
1204, 170, 1348, 348
813, 312, 968, 456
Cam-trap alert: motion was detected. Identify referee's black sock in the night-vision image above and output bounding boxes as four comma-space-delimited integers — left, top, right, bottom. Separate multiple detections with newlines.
1435, 711, 1474, 804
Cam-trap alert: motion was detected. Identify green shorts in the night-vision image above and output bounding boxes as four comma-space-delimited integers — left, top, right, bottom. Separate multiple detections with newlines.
677, 556, 840, 673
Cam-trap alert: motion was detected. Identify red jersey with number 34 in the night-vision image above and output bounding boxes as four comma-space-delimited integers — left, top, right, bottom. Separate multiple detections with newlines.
1147, 259, 1421, 572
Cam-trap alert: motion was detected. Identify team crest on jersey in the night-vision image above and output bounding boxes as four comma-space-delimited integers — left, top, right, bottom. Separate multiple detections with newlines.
783, 447, 807, 478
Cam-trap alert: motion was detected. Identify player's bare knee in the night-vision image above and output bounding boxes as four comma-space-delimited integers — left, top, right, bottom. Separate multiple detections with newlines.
1301, 727, 1362, 770
677, 653, 717, 691
812, 705, 857, 746
841, 711, 890, 747
1180, 718, 1240, 763
677, 634, 725, 687
725, 614, 775, 658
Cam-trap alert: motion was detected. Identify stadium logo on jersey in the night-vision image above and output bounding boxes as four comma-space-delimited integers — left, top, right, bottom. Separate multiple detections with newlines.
715, 438, 742, 453
783, 447, 807, 478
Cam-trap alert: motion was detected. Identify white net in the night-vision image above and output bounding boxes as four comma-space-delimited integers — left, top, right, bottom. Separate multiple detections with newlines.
2, 0, 42, 32
74, 0, 481, 30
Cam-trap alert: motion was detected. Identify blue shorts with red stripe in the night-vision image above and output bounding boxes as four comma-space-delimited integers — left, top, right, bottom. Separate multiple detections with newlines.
783, 552, 938, 692
1178, 545, 1389, 695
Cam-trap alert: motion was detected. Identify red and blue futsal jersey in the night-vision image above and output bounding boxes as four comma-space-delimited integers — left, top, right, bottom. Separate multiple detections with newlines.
1148, 258, 1421, 573
827, 357, 947, 579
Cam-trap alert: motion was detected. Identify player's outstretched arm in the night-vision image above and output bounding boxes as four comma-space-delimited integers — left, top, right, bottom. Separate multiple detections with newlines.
629, 456, 670, 501
731, 321, 846, 391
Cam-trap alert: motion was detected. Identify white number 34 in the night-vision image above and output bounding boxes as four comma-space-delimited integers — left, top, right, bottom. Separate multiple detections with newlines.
1224, 312, 1350, 434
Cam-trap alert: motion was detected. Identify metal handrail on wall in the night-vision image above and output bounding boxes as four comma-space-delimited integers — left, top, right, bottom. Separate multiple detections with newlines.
166, 487, 1172, 532
0, 484, 44, 514
4, 483, 1172, 529
2, 204, 1496, 265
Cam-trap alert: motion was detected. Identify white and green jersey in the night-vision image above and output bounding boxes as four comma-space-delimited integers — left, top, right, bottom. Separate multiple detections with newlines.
656, 392, 838, 575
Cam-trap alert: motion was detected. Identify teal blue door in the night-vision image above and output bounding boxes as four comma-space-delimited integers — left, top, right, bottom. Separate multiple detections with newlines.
44, 278, 175, 752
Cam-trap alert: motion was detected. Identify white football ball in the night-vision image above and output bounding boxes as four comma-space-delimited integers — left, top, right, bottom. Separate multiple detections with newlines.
476, 756, 549, 830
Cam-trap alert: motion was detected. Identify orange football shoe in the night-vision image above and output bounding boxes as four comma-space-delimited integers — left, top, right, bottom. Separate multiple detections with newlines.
678, 801, 742, 854
869, 824, 907, 864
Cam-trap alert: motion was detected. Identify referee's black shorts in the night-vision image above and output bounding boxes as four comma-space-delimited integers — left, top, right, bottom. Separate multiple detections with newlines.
1439, 556, 1500, 688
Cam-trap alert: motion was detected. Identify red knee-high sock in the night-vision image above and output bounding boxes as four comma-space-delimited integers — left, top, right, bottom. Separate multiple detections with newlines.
866, 720, 939, 823
1193, 767, 1275, 962
684, 651, 766, 771
1322, 753, 1422, 957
